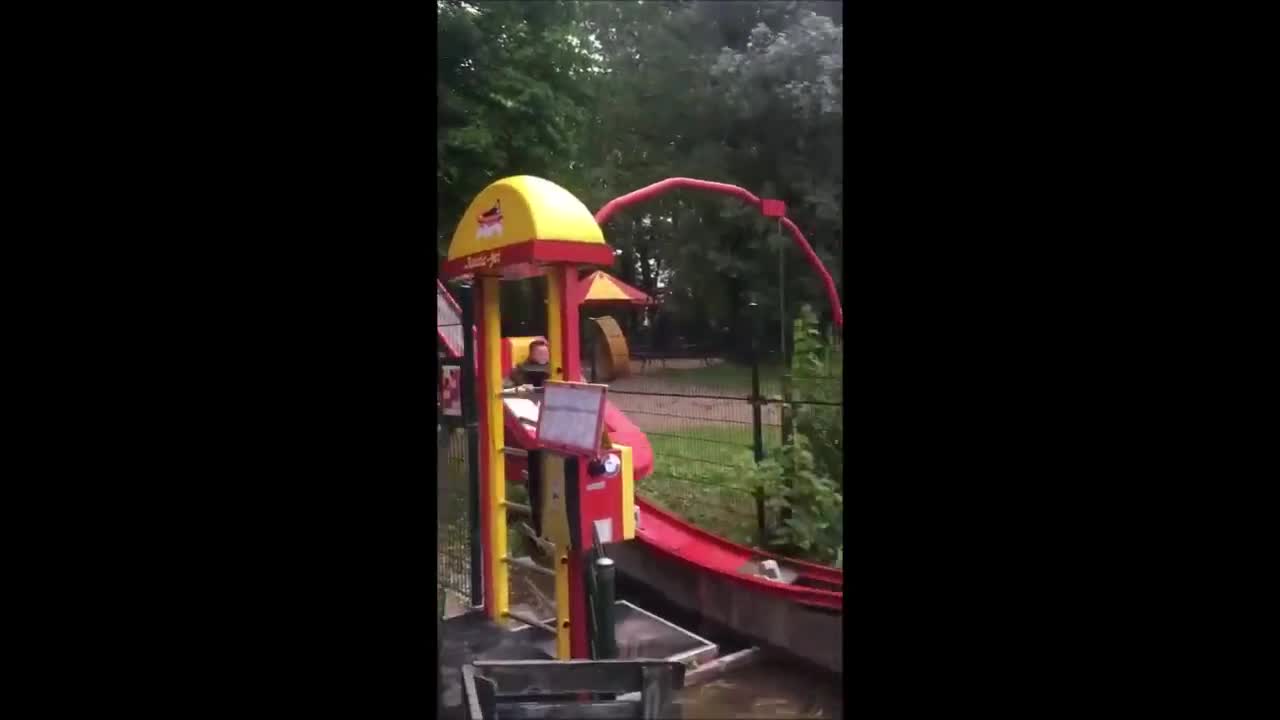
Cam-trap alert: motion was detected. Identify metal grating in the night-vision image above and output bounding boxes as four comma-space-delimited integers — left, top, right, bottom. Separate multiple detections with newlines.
438, 280, 464, 358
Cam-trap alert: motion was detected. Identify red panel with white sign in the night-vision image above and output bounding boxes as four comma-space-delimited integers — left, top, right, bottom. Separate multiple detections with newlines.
576, 447, 626, 547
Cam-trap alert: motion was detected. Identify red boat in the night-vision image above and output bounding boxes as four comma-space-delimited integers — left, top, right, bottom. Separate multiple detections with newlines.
438, 281, 843, 673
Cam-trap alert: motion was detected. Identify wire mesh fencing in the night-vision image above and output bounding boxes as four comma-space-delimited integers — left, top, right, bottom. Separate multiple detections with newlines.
606, 348, 843, 547
437, 423, 472, 600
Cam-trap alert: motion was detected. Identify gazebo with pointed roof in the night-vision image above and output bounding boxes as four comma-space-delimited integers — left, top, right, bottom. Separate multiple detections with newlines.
574, 270, 657, 307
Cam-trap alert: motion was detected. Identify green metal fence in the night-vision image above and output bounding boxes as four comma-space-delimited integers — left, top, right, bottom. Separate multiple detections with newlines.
437, 422, 473, 601
604, 346, 843, 548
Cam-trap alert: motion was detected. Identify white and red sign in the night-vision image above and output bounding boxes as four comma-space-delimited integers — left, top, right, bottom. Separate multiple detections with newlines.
476, 199, 504, 239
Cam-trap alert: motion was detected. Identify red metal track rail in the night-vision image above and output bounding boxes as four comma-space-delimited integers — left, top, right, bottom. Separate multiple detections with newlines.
594, 177, 844, 331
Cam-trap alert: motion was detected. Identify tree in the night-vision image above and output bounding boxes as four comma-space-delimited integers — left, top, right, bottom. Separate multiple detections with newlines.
437, 1, 596, 256
437, 1, 845, 350
578, 2, 844, 354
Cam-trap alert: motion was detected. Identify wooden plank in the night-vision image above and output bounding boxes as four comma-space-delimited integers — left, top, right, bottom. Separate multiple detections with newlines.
587, 316, 631, 381
502, 555, 554, 577
683, 647, 762, 687
502, 609, 557, 634
617, 648, 762, 701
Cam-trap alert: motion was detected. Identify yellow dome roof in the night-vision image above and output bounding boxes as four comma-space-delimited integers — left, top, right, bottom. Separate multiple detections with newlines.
447, 176, 605, 261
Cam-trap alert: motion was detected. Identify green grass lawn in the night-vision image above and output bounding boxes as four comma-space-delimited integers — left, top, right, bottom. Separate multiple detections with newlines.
639, 425, 786, 546
644, 424, 782, 469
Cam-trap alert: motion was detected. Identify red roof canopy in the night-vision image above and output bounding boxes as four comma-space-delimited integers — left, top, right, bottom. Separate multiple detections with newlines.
575, 270, 657, 306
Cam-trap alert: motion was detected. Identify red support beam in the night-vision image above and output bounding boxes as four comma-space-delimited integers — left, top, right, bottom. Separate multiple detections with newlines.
557, 269, 582, 382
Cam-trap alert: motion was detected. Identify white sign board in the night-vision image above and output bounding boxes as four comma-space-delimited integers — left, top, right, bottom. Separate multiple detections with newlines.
503, 397, 540, 431
535, 381, 608, 456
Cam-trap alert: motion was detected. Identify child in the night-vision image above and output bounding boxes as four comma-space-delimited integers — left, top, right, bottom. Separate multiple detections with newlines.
503, 338, 552, 548
504, 337, 551, 389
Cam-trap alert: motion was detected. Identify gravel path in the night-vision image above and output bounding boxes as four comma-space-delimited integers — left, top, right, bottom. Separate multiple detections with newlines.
607, 375, 783, 430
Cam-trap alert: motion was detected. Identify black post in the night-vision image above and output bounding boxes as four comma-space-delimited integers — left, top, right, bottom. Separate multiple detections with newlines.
778, 312, 794, 530
438, 585, 445, 719
781, 379, 794, 445
459, 281, 484, 608
747, 302, 766, 540
592, 556, 617, 659
781, 312, 794, 446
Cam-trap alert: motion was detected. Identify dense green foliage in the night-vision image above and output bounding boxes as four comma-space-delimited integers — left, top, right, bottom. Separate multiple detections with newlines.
790, 304, 843, 485
438, 0, 843, 354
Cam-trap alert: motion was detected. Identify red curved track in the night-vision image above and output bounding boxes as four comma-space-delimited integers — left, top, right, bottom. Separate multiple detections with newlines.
594, 177, 843, 331
438, 279, 843, 611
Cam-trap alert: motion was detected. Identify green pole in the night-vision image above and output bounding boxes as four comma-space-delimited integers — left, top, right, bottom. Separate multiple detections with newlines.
592, 556, 617, 659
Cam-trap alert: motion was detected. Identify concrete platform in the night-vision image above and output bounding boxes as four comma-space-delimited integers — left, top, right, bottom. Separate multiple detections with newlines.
440, 612, 556, 720
441, 602, 717, 718
441, 589, 475, 620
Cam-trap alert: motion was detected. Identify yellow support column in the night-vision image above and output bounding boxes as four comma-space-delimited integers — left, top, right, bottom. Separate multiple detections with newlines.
545, 266, 571, 658
554, 550, 571, 659
481, 276, 508, 621
617, 445, 636, 540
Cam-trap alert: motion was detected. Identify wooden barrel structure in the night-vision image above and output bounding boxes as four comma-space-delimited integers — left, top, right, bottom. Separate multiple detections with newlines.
587, 316, 631, 382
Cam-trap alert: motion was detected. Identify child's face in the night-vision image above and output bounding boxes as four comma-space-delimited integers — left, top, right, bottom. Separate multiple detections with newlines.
530, 345, 549, 364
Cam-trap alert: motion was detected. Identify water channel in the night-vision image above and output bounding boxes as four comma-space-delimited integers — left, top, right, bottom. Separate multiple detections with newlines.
617, 576, 843, 719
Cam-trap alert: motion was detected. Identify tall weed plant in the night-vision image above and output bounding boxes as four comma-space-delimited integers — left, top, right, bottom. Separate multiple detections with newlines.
753, 304, 844, 565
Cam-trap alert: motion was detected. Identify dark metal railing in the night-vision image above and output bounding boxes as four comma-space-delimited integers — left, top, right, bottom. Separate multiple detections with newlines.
462, 660, 685, 720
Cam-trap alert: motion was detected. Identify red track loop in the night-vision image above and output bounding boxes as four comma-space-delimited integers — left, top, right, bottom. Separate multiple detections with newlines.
594, 177, 843, 331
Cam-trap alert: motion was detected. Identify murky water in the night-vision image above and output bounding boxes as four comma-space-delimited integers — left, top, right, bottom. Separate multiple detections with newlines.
450, 562, 844, 717
616, 577, 843, 719
674, 660, 843, 719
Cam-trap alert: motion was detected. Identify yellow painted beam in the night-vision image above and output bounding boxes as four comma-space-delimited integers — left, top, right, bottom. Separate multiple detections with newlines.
618, 445, 635, 541
554, 552, 571, 659
542, 269, 568, 650
545, 267, 570, 655
481, 277, 508, 621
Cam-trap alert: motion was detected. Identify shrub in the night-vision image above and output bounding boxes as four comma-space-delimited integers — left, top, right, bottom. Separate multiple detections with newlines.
752, 303, 844, 564
752, 434, 843, 564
